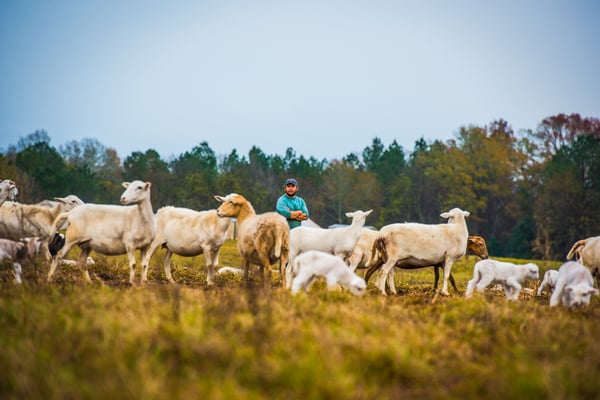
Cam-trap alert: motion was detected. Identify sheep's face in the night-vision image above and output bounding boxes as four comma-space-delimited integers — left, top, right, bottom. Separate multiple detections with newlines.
120, 181, 151, 205
525, 264, 539, 280
214, 194, 243, 218
563, 283, 598, 308
467, 236, 489, 259
346, 277, 367, 296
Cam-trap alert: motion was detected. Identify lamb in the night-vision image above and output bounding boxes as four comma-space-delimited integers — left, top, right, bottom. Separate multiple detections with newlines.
286, 209, 373, 289
290, 250, 367, 296
550, 261, 598, 308
214, 193, 289, 288
0, 195, 85, 259
0, 179, 18, 205
566, 236, 600, 287
140, 206, 231, 285
536, 269, 559, 296
46, 180, 155, 285
0, 237, 43, 284
364, 208, 470, 296
465, 259, 539, 300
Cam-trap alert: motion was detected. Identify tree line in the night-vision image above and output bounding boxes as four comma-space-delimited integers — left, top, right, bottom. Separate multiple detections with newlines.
1, 113, 599, 260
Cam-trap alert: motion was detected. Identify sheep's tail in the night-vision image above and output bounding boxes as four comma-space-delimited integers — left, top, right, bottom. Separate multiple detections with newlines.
273, 232, 283, 259
364, 237, 387, 283
566, 239, 587, 261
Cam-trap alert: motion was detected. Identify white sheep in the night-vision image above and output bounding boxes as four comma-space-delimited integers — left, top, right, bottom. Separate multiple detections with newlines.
290, 250, 367, 296
0, 195, 85, 259
465, 259, 539, 300
216, 266, 244, 275
140, 206, 231, 285
566, 236, 600, 287
214, 193, 289, 288
365, 235, 489, 295
0, 237, 43, 284
286, 209, 373, 289
0, 179, 18, 205
550, 261, 598, 308
365, 208, 470, 296
46, 180, 155, 285
536, 269, 559, 296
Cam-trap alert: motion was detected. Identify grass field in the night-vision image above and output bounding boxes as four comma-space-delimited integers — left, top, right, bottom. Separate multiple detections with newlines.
1, 240, 599, 399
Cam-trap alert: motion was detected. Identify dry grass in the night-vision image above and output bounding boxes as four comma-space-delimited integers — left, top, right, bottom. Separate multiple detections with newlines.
0, 241, 598, 399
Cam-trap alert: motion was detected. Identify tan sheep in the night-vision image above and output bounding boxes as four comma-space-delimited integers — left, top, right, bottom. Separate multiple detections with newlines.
214, 193, 289, 288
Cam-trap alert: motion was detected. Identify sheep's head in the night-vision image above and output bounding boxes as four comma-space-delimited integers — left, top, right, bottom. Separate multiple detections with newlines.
346, 276, 367, 296
214, 193, 246, 218
524, 263, 539, 280
345, 209, 373, 226
54, 195, 85, 211
120, 181, 151, 205
563, 283, 598, 308
441, 208, 470, 222
467, 236, 489, 259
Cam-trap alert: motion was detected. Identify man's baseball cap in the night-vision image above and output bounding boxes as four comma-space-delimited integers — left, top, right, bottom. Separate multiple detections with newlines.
284, 178, 297, 186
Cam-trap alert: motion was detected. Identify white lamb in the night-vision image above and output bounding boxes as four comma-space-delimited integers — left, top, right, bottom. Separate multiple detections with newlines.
47, 180, 155, 284
290, 250, 367, 296
286, 209, 372, 289
465, 259, 539, 300
550, 261, 598, 308
140, 206, 231, 285
536, 269, 559, 296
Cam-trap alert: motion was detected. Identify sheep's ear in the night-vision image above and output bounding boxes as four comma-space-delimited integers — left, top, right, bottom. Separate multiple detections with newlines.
122, 182, 130, 189
214, 195, 225, 203
144, 182, 152, 190
53, 197, 66, 204
366, 209, 373, 215
440, 212, 450, 219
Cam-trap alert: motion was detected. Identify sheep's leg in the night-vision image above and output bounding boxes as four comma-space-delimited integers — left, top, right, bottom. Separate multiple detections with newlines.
505, 277, 521, 300
12, 262, 22, 284
376, 260, 396, 295
475, 274, 494, 293
204, 247, 218, 287
258, 253, 272, 289
550, 281, 566, 306
126, 247, 137, 285
47, 240, 77, 282
141, 240, 162, 283
242, 257, 251, 284
163, 250, 176, 284
465, 278, 477, 298
440, 260, 454, 296
77, 248, 93, 283
386, 268, 396, 295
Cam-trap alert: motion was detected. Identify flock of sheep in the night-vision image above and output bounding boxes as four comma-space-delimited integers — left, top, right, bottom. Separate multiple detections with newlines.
0, 178, 598, 309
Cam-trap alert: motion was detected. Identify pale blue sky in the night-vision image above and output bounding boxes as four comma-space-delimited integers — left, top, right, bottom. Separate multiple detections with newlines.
1, 0, 598, 161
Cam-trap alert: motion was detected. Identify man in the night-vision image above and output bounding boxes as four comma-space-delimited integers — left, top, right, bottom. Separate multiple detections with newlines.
276, 178, 309, 230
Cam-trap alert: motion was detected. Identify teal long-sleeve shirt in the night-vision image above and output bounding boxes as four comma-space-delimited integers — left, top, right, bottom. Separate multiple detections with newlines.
276, 194, 309, 230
